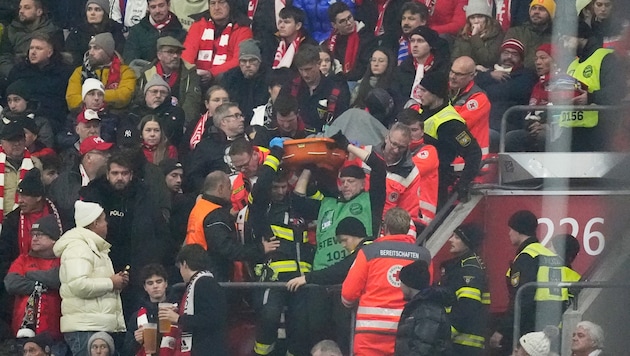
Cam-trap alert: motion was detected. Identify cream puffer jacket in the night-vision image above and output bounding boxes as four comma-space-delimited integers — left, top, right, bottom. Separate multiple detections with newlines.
53, 227, 126, 333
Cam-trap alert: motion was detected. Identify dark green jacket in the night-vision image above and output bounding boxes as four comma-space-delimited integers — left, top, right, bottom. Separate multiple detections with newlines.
123, 12, 187, 63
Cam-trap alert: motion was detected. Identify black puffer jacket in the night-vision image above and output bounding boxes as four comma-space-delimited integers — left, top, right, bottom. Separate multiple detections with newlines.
123, 13, 187, 63
394, 288, 453, 356
65, 19, 126, 66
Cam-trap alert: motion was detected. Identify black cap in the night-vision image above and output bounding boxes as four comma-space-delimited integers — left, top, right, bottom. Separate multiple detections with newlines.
508, 210, 538, 236
399, 259, 431, 290
31, 215, 62, 240
454, 223, 484, 250
18, 116, 39, 135
339, 165, 365, 179
6, 80, 32, 101
365, 88, 394, 121
18, 168, 44, 197
409, 26, 440, 48
0, 120, 26, 141
335, 217, 368, 238
419, 70, 449, 100
159, 158, 184, 176
23, 332, 53, 354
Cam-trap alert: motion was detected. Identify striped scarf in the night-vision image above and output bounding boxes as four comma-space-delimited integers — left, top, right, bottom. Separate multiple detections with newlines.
174, 271, 214, 355
151, 12, 173, 30
189, 112, 210, 150
0, 149, 34, 223
248, 0, 286, 27
272, 35, 302, 69
135, 306, 176, 356
397, 36, 409, 65
196, 19, 233, 71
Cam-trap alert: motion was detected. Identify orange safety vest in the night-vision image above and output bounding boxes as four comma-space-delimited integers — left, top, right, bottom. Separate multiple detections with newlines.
185, 198, 221, 249
412, 143, 439, 226
231, 147, 269, 212
451, 81, 490, 175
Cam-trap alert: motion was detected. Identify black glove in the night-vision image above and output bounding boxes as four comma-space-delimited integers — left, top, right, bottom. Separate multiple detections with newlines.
269, 145, 285, 161
330, 130, 350, 150
454, 182, 470, 203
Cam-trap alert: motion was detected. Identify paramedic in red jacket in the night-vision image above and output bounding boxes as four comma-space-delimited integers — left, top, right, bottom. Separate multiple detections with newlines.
341, 207, 432, 356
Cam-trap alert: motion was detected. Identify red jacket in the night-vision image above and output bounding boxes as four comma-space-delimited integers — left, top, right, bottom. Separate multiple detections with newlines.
427, 0, 467, 35
182, 17, 253, 77
142, 144, 178, 164
7, 254, 61, 340
342, 234, 431, 354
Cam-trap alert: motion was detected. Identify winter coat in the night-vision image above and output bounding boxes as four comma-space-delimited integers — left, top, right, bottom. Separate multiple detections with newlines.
123, 13, 188, 64
396, 55, 450, 99
394, 288, 453, 356
428, 0, 467, 36
53, 226, 126, 333
219, 66, 270, 122
124, 100, 186, 148
0, 156, 42, 217
293, 0, 356, 43
451, 24, 504, 70
134, 59, 202, 125
0, 17, 64, 78
322, 24, 377, 81
184, 126, 235, 193
0, 110, 55, 148
356, 0, 407, 42
65, 19, 126, 66
504, 22, 552, 70
47, 166, 81, 230
66, 58, 137, 110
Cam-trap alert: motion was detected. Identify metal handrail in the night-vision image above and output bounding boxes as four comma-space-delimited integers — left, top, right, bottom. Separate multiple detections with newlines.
512, 281, 630, 350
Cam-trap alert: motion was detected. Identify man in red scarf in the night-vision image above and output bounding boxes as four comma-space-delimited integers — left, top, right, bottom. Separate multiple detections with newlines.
270, 6, 317, 68
182, 0, 253, 87
324, 2, 377, 81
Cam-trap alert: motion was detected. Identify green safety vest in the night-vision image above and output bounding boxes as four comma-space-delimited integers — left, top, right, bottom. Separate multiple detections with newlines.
507, 243, 581, 302
313, 192, 372, 270
562, 48, 614, 128
423, 105, 466, 140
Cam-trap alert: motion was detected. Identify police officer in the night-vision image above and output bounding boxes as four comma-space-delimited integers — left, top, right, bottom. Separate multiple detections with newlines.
247, 137, 313, 356
489, 210, 580, 354
437, 223, 490, 355
415, 70, 482, 207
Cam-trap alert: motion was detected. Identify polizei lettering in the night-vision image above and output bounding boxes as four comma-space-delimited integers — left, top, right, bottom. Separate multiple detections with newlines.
379, 250, 420, 259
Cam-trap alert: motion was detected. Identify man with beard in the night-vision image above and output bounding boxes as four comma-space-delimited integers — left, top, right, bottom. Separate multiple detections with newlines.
220, 40, 270, 122
385, 1, 429, 65
134, 36, 202, 126
123, 0, 187, 63
504, 0, 555, 69
66, 33, 137, 111
476, 39, 537, 151
250, 94, 317, 147
80, 153, 168, 319
0, 0, 63, 78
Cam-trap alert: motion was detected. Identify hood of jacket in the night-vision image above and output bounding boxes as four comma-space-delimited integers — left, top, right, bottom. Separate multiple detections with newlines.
53, 226, 111, 257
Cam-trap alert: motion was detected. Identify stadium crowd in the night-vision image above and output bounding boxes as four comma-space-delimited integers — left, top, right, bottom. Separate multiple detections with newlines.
0, 0, 628, 354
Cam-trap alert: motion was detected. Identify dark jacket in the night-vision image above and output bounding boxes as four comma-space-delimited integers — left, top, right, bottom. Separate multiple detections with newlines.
249, 118, 317, 148
396, 51, 450, 99
220, 66, 270, 122
451, 24, 504, 69
123, 13, 188, 63
305, 239, 369, 285
124, 100, 186, 148
356, 0, 406, 45
504, 22, 552, 70
65, 19, 126, 66
292, 0, 356, 43
200, 195, 266, 282
47, 165, 82, 230
323, 25, 378, 81
476, 66, 538, 132
184, 127, 235, 193
394, 288, 453, 356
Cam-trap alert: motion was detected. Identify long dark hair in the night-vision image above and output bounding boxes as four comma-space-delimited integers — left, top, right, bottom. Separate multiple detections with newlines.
353, 47, 396, 109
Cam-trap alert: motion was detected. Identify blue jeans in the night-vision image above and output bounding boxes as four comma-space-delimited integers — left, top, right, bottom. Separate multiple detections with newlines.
64, 331, 96, 356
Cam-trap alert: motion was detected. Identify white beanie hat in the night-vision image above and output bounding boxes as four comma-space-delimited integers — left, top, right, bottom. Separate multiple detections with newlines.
74, 200, 104, 228
465, 0, 493, 18
82, 78, 105, 101
519, 326, 559, 356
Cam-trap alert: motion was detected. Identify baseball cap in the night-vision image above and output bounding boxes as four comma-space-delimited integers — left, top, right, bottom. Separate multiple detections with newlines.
80, 136, 113, 155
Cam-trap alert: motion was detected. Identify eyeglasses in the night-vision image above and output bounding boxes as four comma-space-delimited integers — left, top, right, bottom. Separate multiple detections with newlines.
387, 136, 408, 151
336, 14, 354, 26
30, 232, 48, 239
370, 57, 387, 63
147, 88, 169, 96
160, 49, 182, 55
209, 0, 228, 7
232, 154, 253, 171
449, 69, 474, 77
224, 113, 244, 120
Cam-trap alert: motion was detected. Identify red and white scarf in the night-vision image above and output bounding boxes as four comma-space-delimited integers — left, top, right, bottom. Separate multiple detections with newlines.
410, 54, 435, 102
156, 61, 180, 88
495, 0, 511, 32
174, 271, 214, 356
248, 0, 286, 27
189, 112, 210, 150
374, 0, 392, 36
136, 307, 176, 356
272, 35, 302, 69
0, 148, 34, 223
424, 0, 437, 16
328, 22, 362, 74
151, 12, 173, 30
196, 20, 233, 71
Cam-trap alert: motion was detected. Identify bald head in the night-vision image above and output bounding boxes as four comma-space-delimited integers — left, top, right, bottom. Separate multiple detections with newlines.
203, 170, 231, 200
449, 56, 476, 90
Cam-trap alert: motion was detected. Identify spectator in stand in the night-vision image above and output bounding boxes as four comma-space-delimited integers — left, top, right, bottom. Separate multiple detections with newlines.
21, 332, 55, 356
4, 215, 62, 343
6, 34, 73, 132
581, 0, 628, 49
87, 332, 115, 356
134, 36, 202, 127
268, 6, 318, 69
570, 321, 605, 356
0, 120, 42, 222
123, 0, 187, 64
324, 2, 377, 82
504, 0, 555, 70
1, 80, 54, 148
394, 259, 452, 356
65, 0, 126, 67
318, 46, 342, 78
20, 117, 54, 158
139, 115, 178, 165
250, 94, 317, 147
48, 136, 111, 229
311, 339, 343, 356
66, 33, 137, 111
220, 39, 270, 122
280, 44, 350, 132
352, 47, 402, 111
426, 0, 467, 37
449, 56, 491, 169
185, 102, 244, 193
125, 75, 186, 149
39, 155, 60, 188
0, 0, 64, 79
186, 85, 230, 151
80, 153, 169, 319
181, 0, 253, 87
293, 0, 355, 43
110, 0, 147, 29
355, 0, 408, 46
388, 1, 429, 66
476, 39, 537, 152
512, 326, 558, 356
57, 108, 106, 174
53, 200, 127, 356
495, 0, 532, 31
122, 264, 178, 356
342, 208, 432, 356
451, 0, 504, 71
397, 26, 450, 105
159, 244, 228, 355
250, 67, 294, 127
